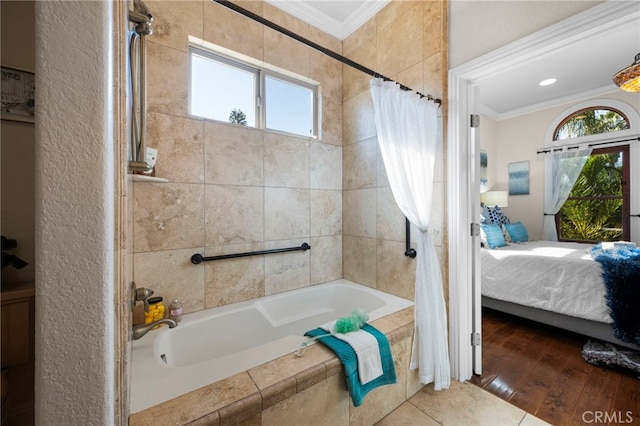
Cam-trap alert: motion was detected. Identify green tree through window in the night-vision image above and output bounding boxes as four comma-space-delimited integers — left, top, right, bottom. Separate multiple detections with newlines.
555, 107, 630, 242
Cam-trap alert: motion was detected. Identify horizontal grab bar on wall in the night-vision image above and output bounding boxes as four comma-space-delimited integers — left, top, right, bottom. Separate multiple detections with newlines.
191, 243, 311, 264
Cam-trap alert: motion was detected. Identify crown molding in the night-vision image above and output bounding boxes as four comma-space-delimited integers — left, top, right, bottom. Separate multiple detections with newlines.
451, 1, 640, 82
492, 85, 622, 121
264, 0, 390, 40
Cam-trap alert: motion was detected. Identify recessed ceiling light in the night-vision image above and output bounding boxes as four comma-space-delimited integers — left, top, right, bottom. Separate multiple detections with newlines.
539, 78, 557, 86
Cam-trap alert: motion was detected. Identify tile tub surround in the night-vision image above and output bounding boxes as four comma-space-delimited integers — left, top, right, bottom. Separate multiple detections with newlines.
129, 307, 420, 426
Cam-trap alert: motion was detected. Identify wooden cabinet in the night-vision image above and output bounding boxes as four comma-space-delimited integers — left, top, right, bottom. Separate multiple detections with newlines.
1, 282, 35, 368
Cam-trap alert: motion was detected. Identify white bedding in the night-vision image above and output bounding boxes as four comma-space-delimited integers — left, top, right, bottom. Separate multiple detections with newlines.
481, 240, 611, 323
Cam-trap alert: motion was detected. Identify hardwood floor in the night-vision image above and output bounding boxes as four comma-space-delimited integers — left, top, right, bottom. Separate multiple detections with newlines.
471, 308, 640, 426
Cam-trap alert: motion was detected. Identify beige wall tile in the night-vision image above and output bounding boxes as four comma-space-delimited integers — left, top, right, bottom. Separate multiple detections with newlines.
342, 38, 376, 102
376, 143, 391, 188
264, 238, 310, 295
147, 112, 205, 183
343, 188, 376, 238
305, 25, 342, 56
376, 1, 420, 33
376, 187, 404, 242
133, 248, 205, 315
392, 60, 424, 96
262, 374, 349, 426
320, 96, 343, 146
204, 122, 264, 186
342, 91, 376, 145
424, 1, 444, 60
376, 239, 416, 301
203, 0, 264, 60
264, 133, 309, 188
342, 17, 376, 56
204, 243, 265, 308
263, 27, 309, 78
264, 188, 309, 241
310, 50, 342, 101
310, 142, 342, 190
377, 3, 423, 78
310, 190, 341, 237
147, 41, 189, 117
145, 0, 203, 52
134, 182, 204, 252
343, 137, 377, 190
424, 54, 443, 102
205, 185, 264, 245
349, 338, 410, 424
343, 235, 376, 287
310, 235, 342, 285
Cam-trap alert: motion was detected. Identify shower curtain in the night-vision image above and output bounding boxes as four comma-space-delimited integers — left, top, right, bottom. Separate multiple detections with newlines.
542, 148, 592, 241
370, 79, 450, 390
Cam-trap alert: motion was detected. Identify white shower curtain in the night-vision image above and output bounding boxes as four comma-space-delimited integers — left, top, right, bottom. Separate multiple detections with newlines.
542, 148, 593, 241
369, 79, 450, 390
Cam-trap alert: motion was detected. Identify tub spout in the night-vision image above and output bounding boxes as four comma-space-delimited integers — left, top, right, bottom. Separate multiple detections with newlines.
132, 318, 177, 340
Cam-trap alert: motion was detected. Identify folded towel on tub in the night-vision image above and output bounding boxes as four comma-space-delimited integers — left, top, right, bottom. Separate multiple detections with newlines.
304, 324, 396, 406
320, 323, 383, 384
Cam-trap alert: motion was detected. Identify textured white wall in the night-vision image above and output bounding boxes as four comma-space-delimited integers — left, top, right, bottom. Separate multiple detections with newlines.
448, 0, 604, 68
34, 1, 115, 424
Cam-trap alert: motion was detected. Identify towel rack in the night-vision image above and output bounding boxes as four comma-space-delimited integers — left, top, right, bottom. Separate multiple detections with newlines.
191, 243, 310, 264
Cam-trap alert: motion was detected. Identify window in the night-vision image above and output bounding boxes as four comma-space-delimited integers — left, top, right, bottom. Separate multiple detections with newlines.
554, 107, 629, 140
189, 47, 318, 138
552, 106, 631, 242
557, 146, 630, 242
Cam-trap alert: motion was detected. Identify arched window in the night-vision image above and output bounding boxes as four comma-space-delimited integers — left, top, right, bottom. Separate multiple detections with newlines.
550, 105, 633, 242
553, 107, 630, 141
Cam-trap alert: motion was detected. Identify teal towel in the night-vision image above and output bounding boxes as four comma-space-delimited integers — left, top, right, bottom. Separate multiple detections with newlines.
304, 324, 396, 407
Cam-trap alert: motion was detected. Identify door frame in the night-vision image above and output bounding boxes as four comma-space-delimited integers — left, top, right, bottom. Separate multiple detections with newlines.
446, 1, 640, 382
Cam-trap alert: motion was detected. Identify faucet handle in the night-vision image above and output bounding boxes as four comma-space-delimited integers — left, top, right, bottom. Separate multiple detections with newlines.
132, 284, 154, 312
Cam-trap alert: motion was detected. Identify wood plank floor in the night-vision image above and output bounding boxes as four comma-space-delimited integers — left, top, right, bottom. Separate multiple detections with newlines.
471, 308, 640, 426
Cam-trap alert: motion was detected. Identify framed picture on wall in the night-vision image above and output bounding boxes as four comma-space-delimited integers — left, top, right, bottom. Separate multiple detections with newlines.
508, 161, 529, 195
480, 150, 488, 192
1, 66, 35, 123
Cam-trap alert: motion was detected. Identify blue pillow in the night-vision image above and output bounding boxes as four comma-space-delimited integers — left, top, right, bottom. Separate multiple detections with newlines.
481, 224, 507, 249
504, 222, 529, 243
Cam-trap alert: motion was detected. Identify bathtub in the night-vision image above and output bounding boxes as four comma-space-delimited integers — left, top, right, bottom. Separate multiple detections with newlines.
130, 279, 413, 413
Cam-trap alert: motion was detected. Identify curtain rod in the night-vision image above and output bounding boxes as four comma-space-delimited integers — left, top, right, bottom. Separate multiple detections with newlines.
536, 136, 640, 154
213, 0, 441, 104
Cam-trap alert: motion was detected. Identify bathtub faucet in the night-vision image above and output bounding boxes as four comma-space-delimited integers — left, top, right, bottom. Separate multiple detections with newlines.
132, 318, 178, 340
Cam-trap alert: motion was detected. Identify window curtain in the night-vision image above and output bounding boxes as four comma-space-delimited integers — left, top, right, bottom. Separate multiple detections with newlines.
369, 79, 450, 390
542, 148, 593, 240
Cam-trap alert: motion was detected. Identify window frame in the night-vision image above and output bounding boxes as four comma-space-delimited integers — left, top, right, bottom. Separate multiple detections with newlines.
555, 145, 630, 243
552, 106, 630, 141
188, 45, 319, 138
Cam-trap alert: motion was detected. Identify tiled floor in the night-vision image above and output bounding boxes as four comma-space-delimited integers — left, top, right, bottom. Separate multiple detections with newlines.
377, 380, 551, 426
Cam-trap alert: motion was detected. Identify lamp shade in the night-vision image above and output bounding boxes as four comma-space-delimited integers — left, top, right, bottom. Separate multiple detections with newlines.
613, 53, 640, 93
481, 190, 508, 207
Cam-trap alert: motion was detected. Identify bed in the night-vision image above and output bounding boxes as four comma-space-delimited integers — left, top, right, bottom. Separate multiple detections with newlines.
480, 240, 640, 351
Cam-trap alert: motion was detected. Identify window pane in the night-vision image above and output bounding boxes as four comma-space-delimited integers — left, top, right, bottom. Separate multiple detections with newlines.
570, 151, 623, 197
190, 53, 256, 126
555, 108, 629, 140
265, 75, 314, 137
559, 198, 623, 242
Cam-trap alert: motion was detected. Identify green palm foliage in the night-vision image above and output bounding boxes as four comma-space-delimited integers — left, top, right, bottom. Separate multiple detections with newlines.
557, 108, 628, 242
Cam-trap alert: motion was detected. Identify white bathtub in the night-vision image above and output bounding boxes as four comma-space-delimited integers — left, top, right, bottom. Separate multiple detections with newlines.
130, 279, 414, 413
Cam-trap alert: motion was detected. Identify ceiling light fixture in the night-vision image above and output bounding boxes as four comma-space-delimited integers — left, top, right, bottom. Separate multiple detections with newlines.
613, 53, 640, 92
539, 78, 556, 86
